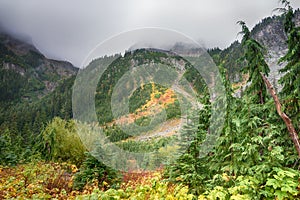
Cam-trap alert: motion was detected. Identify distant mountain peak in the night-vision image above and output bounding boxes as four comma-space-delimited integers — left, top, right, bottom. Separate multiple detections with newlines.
0, 31, 78, 102
0, 32, 41, 56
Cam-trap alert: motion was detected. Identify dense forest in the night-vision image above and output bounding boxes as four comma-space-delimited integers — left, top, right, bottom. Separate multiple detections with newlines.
1, 1, 300, 199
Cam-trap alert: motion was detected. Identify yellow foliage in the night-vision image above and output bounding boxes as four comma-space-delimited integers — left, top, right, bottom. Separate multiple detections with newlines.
0, 161, 197, 199
222, 173, 230, 182
71, 164, 78, 173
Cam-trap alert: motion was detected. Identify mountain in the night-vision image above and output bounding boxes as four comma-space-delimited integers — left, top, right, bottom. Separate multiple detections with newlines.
0, 32, 78, 147
252, 9, 300, 89
1, 9, 298, 113
206, 10, 300, 96
0, 10, 298, 159
83, 48, 204, 125
0, 32, 77, 103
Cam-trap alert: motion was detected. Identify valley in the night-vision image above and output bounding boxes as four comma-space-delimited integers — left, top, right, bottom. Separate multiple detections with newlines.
1, 3, 300, 199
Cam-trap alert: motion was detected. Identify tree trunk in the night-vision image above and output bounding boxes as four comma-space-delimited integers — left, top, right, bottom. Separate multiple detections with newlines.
260, 72, 300, 157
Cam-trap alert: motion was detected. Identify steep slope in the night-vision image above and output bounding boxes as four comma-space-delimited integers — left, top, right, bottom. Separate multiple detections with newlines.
0, 32, 77, 103
208, 10, 300, 92
0, 32, 78, 147
251, 10, 300, 90
90, 49, 199, 125
1, 10, 299, 151
76, 48, 206, 144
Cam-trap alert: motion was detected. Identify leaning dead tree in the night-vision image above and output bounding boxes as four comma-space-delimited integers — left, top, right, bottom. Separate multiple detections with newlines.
260, 72, 300, 157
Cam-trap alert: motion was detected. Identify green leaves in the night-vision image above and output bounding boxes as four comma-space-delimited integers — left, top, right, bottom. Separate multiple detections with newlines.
200, 167, 300, 199
264, 167, 300, 199
39, 117, 86, 165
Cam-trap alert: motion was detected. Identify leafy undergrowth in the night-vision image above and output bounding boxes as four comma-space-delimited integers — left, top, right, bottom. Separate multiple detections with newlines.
4, 161, 300, 200
0, 161, 79, 199
0, 161, 194, 199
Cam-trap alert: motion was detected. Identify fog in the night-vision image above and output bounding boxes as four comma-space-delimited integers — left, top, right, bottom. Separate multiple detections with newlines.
0, 0, 299, 67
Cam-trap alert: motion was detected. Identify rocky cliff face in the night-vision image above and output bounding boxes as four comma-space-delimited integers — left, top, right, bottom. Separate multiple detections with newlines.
0, 32, 78, 101
251, 10, 300, 90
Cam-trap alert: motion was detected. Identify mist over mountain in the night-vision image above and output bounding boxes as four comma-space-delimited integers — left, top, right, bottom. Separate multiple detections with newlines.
211, 10, 300, 84
0, 31, 77, 102
1, 10, 299, 104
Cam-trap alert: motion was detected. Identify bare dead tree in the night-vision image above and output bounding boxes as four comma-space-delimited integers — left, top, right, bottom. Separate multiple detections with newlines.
260, 72, 300, 157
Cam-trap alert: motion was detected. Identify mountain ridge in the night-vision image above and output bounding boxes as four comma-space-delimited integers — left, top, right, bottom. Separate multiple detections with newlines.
0, 32, 78, 102
0, 10, 298, 142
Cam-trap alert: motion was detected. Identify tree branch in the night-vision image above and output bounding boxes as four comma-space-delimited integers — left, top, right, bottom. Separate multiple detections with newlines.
260, 72, 300, 157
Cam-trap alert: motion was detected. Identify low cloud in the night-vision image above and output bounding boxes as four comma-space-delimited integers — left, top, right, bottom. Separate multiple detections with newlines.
0, 0, 299, 67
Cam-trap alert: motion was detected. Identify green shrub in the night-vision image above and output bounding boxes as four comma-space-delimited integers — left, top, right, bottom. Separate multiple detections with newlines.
73, 152, 120, 191
39, 117, 86, 165
0, 129, 19, 165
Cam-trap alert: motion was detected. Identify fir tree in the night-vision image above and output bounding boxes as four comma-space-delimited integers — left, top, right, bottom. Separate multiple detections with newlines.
277, 0, 300, 119
238, 21, 270, 104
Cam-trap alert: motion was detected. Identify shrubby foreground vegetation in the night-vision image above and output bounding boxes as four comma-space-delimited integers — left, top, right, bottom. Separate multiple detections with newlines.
1, 1, 300, 199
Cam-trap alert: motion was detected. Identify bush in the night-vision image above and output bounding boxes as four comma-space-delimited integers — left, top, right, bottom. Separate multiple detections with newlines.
0, 161, 76, 199
73, 152, 120, 191
39, 117, 86, 165
199, 167, 300, 200
0, 128, 26, 166
75, 172, 196, 199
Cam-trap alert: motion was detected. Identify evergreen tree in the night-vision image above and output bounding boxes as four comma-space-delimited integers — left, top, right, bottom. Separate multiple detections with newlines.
208, 66, 239, 175
166, 105, 211, 195
277, 0, 300, 120
238, 21, 270, 104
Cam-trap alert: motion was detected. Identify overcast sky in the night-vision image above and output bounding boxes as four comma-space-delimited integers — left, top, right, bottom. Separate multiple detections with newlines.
0, 0, 299, 67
